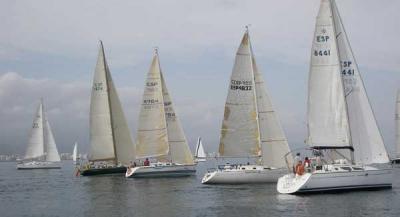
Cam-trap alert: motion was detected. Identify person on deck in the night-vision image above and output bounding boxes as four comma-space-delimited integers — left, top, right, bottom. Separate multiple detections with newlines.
296, 161, 305, 176
304, 157, 311, 172
144, 158, 150, 166
293, 153, 301, 173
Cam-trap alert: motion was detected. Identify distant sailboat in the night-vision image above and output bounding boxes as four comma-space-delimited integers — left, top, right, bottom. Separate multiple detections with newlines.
80, 41, 136, 176
194, 137, 207, 162
277, 0, 392, 194
392, 90, 400, 164
201, 29, 292, 184
17, 99, 61, 169
72, 142, 79, 164
126, 49, 196, 178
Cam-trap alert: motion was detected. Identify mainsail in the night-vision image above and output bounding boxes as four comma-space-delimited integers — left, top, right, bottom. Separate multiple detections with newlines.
89, 41, 135, 165
136, 53, 169, 159
396, 90, 400, 158
331, 0, 389, 164
24, 102, 45, 160
307, 0, 350, 147
219, 31, 261, 157
195, 137, 207, 158
73, 142, 78, 162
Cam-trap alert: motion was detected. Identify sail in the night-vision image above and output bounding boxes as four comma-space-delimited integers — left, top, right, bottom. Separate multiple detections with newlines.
24, 102, 44, 160
89, 42, 115, 161
73, 142, 78, 162
332, 0, 389, 164
251, 54, 292, 168
396, 90, 400, 158
107, 68, 136, 165
195, 137, 207, 158
307, 0, 350, 147
136, 53, 169, 159
219, 31, 261, 157
161, 72, 194, 164
43, 119, 60, 162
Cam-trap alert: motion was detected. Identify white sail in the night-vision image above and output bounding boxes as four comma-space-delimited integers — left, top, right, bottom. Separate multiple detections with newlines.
307, 0, 351, 147
195, 137, 207, 158
72, 142, 78, 162
332, 0, 389, 164
43, 119, 60, 162
89, 42, 116, 161
251, 54, 292, 168
161, 72, 194, 164
396, 90, 400, 158
107, 68, 136, 165
24, 101, 44, 160
219, 31, 261, 157
136, 53, 169, 159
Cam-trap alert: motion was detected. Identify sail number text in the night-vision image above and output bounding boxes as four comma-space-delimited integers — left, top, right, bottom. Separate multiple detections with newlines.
230, 80, 252, 91
342, 61, 354, 75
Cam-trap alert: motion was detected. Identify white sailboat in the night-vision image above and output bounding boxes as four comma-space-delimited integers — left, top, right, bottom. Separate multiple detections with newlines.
126, 49, 196, 178
72, 142, 79, 164
392, 90, 400, 164
80, 41, 136, 176
194, 137, 207, 162
277, 0, 392, 194
17, 100, 61, 169
201, 29, 292, 184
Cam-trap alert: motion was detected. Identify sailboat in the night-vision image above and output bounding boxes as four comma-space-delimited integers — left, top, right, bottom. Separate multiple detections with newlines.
194, 137, 207, 162
391, 90, 400, 164
125, 49, 196, 178
277, 0, 392, 194
17, 99, 61, 169
201, 29, 292, 184
72, 142, 79, 165
79, 41, 136, 176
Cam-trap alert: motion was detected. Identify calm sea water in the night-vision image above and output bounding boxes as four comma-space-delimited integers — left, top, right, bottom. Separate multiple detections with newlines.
0, 161, 399, 217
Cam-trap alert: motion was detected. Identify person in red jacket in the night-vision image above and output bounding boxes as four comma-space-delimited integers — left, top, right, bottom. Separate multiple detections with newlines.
144, 158, 150, 166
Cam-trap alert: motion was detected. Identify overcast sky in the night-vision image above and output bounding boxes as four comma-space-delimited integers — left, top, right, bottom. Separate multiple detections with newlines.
1, 0, 399, 156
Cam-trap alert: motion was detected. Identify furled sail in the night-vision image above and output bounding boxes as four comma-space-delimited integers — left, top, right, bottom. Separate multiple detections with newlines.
219, 31, 261, 157
396, 90, 400, 158
161, 72, 194, 164
24, 102, 44, 160
136, 53, 169, 159
307, 0, 351, 147
89, 42, 115, 161
44, 119, 60, 162
107, 66, 136, 165
251, 54, 292, 168
332, 0, 389, 164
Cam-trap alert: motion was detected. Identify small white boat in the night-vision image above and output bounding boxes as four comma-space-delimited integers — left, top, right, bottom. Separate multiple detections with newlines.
201, 28, 292, 184
277, 0, 392, 194
194, 137, 207, 162
126, 162, 195, 178
72, 142, 79, 165
17, 99, 62, 170
126, 50, 195, 178
391, 90, 400, 165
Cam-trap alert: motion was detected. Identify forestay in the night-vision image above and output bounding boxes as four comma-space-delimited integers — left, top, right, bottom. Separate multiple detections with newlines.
332, 0, 389, 164
219, 31, 261, 157
136, 54, 169, 159
307, 0, 350, 147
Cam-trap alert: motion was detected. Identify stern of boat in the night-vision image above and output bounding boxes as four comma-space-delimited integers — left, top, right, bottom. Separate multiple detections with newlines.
277, 173, 312, 194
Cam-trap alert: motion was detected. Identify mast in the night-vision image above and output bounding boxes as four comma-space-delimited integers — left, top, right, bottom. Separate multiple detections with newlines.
396, 90, 400, 157
101, 41, 118, 164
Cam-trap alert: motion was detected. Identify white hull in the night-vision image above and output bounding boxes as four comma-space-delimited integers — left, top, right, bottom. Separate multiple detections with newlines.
277, 165, 392, 194
202, 165, 286, 184
17, 161, 61, 170
126, 163, 196, 178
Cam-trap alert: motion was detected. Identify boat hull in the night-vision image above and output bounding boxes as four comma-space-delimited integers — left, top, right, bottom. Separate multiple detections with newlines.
126, 164, 196, 178
17, 161, 61, 170
277, 166, 392, 194
202, 166, 286, 184
80, 166, 127, 176
391, 158, 400, 165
